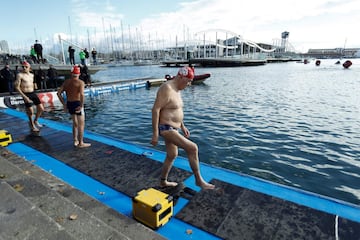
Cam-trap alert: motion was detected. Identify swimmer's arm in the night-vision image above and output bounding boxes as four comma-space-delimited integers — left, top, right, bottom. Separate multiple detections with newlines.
14, 75, 21, 93
151, 97, 162, 145
151, 88, 169, 145
79, 82, 85, 108
181, 122, 190, 138
56, 84, 66, 107
151, 108, 160, 146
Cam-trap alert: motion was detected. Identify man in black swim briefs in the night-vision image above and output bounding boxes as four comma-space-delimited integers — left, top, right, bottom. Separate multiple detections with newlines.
158, 124, 179, 133
23, 92, 42, 107
57, 66, 91, 148
67, 100, 83, 115
151, 66, 215, 190
15, 61, 44, 132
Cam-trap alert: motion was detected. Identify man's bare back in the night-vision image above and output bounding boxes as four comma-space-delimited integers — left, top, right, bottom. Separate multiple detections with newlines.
61, 78, 83, 101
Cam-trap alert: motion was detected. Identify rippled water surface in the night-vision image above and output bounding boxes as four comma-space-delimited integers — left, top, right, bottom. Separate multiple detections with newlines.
45, 59, 360, 204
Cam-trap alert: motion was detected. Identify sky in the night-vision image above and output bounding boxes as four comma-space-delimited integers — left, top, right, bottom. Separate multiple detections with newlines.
1, 0, 360, 54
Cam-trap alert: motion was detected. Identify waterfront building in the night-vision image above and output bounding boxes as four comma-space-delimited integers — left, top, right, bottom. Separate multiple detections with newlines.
163, 29, 276, 62
304, 48, 360, 59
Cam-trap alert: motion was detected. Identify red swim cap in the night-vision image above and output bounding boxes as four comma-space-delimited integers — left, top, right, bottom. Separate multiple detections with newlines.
177, 66, 194, 80
71, 66, 81, 75
22, 61, 30, 67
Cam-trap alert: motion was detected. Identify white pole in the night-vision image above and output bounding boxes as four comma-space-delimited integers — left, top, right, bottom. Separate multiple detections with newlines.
59, 35, 66, 64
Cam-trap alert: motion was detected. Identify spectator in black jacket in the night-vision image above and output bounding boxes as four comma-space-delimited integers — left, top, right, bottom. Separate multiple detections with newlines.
35, 66, 47, 89
91, 48, 97, 65
47, 65, 58, 88
34, 40, 44, 63
0, 64, 15, 94
84, 48, 89, 65
68, 46, 75, 65
79, 64, 91, 86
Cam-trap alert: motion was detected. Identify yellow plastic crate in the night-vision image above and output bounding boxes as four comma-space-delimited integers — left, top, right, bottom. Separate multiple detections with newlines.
132, 188, 173, 229
0, 130, 12, 147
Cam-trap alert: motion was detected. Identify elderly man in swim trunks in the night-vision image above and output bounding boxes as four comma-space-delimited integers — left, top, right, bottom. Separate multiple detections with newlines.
15, 61, 44, 132
151, 66, 215, 190
57, 66, 91, 148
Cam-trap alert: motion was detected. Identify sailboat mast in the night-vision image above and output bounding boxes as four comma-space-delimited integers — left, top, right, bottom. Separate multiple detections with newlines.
121, 21, 125, 54
342, 38, 347, 57
68, 16, 73, 43
87, 29, 91, 51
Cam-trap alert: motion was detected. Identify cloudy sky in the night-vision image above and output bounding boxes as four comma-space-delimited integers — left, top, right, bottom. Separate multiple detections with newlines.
2, 0, 359, 53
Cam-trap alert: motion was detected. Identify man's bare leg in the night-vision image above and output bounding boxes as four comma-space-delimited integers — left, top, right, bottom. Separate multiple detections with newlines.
160, 157, 178, 187
189, 159, 215, 189
76, 115, 91, 148
26, 107, 39, 131
34, 104, 44, 127
71, 115, 79, 146
160, 142, 178, 187
160, 131, 214, 189
186, 143, 215, 190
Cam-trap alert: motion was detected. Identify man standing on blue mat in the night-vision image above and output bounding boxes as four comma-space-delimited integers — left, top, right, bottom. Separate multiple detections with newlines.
15, 61, 44, 132
151, 66, 215, 190
57, 66, 91, 148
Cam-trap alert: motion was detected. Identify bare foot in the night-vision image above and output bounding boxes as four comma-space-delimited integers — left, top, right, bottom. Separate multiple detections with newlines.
34, 121, 43, 128
73, 140, 79, 147
160, 180, 178, 188
197, 181, 215, 190
29, 122, 39, 132
31, 127, 40, 132
77, 143, 91, 148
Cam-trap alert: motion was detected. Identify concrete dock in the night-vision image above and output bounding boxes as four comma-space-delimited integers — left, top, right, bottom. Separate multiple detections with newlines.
0, 148, 165, 240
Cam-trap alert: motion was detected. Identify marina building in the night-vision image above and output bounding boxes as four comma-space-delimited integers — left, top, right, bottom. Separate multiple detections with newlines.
304, 48, 360, 59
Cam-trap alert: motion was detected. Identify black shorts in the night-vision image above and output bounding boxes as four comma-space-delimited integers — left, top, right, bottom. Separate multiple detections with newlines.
24, 92, 41, 108
67, 101, 83, 115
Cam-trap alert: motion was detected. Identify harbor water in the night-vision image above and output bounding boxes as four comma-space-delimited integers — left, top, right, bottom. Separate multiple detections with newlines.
44, 59, 360, 205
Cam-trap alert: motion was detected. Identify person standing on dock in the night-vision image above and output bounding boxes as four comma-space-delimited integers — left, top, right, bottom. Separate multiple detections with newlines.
47, 65, 58, 89
79, 49, 86, 66
30, 45, 38, 63
84, 48, 89, 65
14, 61, 44, 132
151, 66, 215, 190
68, 46, 75, 65
79, 64, 91, 87
0, 64, 15, 95
34, 40, 44, 64
35, 66, 47, 90
91, 48, 97, 65
57, 66, 91, 148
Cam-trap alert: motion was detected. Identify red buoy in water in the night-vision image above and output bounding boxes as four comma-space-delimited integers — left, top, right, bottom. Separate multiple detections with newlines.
343, 60, 352, 69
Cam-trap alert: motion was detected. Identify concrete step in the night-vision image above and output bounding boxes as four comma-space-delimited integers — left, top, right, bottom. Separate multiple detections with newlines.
0, 181, 76, 240
0, 148, 165, 240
